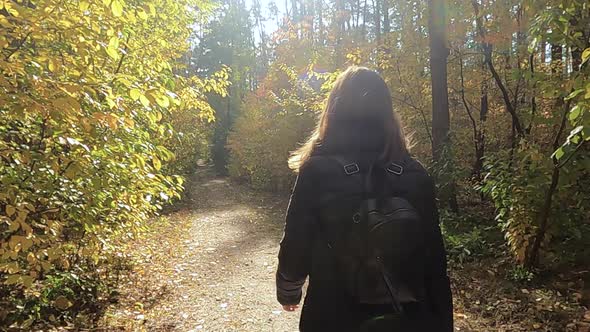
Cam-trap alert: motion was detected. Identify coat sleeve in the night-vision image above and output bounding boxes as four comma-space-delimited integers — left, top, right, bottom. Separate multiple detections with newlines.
420, 175, 454, 332
276, 165, 316, 305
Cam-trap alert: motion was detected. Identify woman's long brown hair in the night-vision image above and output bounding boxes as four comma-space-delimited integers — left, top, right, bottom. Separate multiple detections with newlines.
288, 66, 408, 171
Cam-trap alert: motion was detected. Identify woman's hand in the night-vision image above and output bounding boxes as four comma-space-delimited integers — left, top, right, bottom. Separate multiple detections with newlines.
282, 304, 299, 312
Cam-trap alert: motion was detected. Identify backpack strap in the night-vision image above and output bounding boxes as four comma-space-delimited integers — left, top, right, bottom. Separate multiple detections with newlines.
327, 156, 361, 175
369, 157, 410, 313
386, 162, 404, 175
385, 153, 409, 176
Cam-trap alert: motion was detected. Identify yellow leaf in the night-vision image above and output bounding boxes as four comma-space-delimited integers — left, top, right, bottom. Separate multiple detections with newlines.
26, 252, 36, 264
41, 261, 52, 272
6, 205, 16, 216
21, 238, 33, 252
111, 0, 123, 17
155, 95, 170, 108
582, 48, 590, 65
106, 45, 118, 60
129, 88, 141, 101
139, 95, 150, 107
5, 275, 20, 285
8, 219, 20, 232
20, 220, 33, 235
153, 156, 161, 170
21, 275, 33, 288
54, 296, 73, 310
107, 114, 119, 129
108, 36, 119, 50
137, 8, 148, 20
48, 59, 57, 72
8, 235, 21, 251
4, 2, 19, 17
124, 117, 135, 127
79, 1, 90, 11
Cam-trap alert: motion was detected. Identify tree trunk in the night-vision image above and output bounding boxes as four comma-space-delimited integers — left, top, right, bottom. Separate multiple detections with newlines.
373, 0, 381, 42
317, 0, 323, 45
551, 44, 563, 74
428, 0, 458, 212
525, 101, 569, 267
361, 0, 367, 36
428, 0, 449, 161
382, 0, 390, 33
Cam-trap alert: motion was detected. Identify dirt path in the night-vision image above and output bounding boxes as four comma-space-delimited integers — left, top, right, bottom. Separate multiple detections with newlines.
103, 170, 299, 331
102, 169, 588, 332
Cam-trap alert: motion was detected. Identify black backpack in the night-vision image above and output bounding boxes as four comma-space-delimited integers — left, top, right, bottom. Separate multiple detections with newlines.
317, 156, 427, 313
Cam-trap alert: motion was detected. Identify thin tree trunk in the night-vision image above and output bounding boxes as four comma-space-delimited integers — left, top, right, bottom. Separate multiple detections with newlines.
472, 0, 524, 137
382, 0, 390, 33
459, 54, 481, 177
373, 0, 380, 43
361, 0, 367, 36
525, 100, 570, 267
551, 44, 563, 74
429, 0, 449, 160
317, 0, 323, 45
526, 53, 536, 134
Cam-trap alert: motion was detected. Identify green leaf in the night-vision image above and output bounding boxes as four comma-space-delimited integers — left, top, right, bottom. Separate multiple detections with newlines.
554, 148, 564, 160
111, 0, 123, 17
570, 126, 583, 137
569, 105, 581, 121
129, 88, 141, 101
565, 89, 584, 101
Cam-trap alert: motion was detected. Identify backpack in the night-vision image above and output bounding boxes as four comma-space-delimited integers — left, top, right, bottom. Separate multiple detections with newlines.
317, 156, 427, 313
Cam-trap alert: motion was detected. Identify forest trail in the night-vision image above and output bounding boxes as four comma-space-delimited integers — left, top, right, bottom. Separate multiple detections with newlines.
103, 169, 299, 331
101, 169, 588, 332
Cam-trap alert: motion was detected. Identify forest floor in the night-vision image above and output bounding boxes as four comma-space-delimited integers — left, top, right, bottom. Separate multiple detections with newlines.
100, 168, 590, 332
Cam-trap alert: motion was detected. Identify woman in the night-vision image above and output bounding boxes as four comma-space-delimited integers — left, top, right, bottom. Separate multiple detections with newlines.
276, 66, 453, 331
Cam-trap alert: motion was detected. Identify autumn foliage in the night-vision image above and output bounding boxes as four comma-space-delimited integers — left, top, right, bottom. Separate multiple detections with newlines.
0, 0, 226, 327
226, 0, 590, 268
1, 0, 589, 329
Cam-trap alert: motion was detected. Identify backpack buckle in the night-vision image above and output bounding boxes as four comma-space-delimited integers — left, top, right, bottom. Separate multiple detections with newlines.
386, 163, 403, 175
352, 212, 362, 224
343, 163, 360, 175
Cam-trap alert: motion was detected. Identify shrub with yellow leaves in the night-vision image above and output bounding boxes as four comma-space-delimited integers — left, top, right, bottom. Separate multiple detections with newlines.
0, 0, 226, 327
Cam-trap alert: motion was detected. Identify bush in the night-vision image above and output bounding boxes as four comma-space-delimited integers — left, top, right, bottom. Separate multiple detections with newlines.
227, 66, 324, 191
481, 142, 589, 266
0, 0, 225, 327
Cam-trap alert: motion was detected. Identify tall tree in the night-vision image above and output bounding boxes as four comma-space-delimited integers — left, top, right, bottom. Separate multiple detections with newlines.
428, 0, 450, 161
428, 0, 458, 212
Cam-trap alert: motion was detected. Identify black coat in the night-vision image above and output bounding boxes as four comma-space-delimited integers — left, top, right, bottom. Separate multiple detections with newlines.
276, 149, 453, 332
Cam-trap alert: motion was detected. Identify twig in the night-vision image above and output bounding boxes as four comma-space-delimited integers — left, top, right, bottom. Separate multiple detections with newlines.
557, 140, 586, 169
4, 31, 32, 61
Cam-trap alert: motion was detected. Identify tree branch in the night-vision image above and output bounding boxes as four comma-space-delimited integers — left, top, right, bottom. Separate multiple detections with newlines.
5, 31, 32, 61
